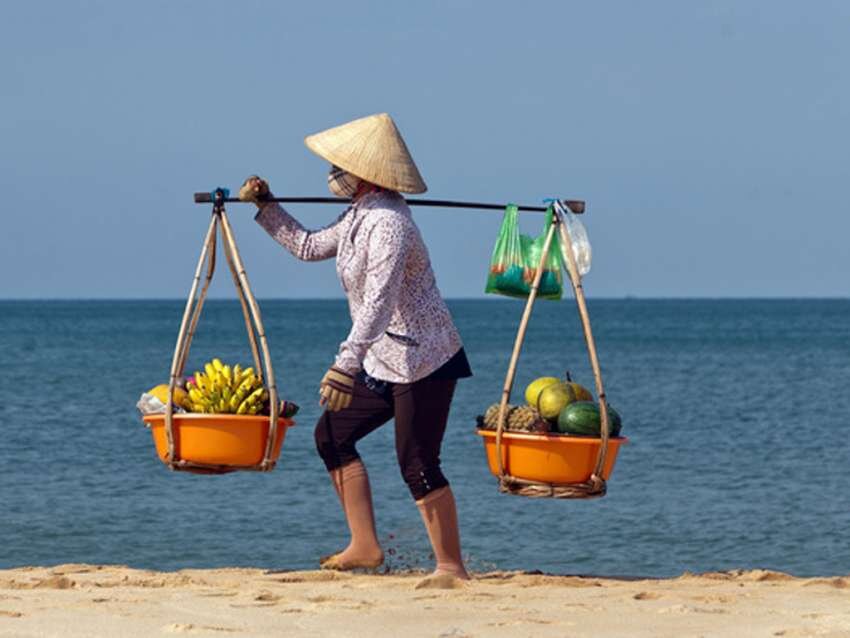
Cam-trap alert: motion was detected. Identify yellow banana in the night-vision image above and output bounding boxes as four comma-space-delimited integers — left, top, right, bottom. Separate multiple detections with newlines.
237, 367, 255, 385
204, 363, 216, 380
235, 376, 254, 396
231, 388, 248, 408
233, 364, 242, 382
212, 358, 224, 372
188, 388, 204, 403
237, 392, 260, 414
189, 399, 209, 413
207, 388, 220, 405
222, 365, 232, 385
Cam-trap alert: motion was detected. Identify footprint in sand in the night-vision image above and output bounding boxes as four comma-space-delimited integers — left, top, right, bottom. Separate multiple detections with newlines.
254, 592, 282, 602
802, 577, 850, 589
657, 604, 729, 615
414, 574, 467, 590
162, 623, 239, 633
266, 571, 350, 584
0, 610, 24, 618
633, 591, 662, 601
49, 564, 100, 576
690, 594, 738, 604
33, 576, 76, 589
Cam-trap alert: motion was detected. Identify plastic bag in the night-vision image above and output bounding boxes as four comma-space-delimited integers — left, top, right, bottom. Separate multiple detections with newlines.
485, 205, 563, 300
558, 202, 592, 276
136, 392, 187, 416
485, 204, 529, 298
523, 207, 563, 300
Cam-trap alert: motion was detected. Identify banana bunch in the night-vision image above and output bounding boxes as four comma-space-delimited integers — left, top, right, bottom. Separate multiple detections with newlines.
185, 358, 269, 415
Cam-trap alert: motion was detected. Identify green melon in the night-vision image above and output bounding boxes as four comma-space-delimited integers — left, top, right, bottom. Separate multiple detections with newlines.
556, 401, 622, 437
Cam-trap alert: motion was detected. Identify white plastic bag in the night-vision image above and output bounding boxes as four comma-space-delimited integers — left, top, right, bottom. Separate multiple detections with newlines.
136, 392, 186, 416
556, 202, 592, 276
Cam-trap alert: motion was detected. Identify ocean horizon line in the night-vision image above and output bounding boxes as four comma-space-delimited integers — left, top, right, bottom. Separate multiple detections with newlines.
1, 296, 848, 303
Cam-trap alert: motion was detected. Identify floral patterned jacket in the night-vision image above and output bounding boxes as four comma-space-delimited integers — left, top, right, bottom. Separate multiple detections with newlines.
255, 191, 463, 383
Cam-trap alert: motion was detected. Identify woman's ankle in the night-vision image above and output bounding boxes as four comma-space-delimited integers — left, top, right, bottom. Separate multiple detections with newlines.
434, 563, 470, 580
345, 542, 384, 562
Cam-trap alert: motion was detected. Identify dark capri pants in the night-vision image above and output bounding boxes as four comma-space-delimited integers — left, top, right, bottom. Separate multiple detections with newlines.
314, 349, 471, 500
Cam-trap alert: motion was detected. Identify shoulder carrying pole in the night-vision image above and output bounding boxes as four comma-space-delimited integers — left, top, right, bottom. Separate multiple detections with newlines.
192, 192, 586, 215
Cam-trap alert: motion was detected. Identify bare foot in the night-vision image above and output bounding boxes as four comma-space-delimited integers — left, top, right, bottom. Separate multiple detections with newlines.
319, 547, 384, 571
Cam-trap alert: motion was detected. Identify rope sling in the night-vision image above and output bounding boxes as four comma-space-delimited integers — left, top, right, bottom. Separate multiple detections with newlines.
163, 190, 281, 474
493, 201, 612, 498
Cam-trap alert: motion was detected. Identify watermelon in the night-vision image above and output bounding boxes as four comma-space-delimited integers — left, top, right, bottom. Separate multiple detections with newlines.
556, 401, 622, 437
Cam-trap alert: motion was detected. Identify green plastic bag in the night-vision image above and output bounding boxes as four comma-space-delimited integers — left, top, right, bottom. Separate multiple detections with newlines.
485, 204, 527, 298
485, 205, 563, 300
525, 207, 564, 300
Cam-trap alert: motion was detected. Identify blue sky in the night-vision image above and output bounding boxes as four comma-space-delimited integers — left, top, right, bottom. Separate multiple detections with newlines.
1, 1, 847, 298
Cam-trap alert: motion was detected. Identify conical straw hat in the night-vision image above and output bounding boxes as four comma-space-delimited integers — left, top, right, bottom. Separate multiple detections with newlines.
305, 113, 427, 194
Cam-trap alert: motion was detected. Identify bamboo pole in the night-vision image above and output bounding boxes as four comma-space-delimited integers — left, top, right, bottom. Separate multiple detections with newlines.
220, 228, 263, 378
165, 214, 219, 465
553, 202, 610, 483
495, 217, 558, 478
217, 207, 280, 470
176, 221, 218, 377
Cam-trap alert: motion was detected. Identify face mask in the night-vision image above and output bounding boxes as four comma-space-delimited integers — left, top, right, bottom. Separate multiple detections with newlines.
327, 166, 361, 198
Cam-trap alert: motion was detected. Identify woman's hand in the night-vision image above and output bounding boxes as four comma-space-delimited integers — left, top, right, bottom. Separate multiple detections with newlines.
239, 175, 272, 205
319, 366, 355, 412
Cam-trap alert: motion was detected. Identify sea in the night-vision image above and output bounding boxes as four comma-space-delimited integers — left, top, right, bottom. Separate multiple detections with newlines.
1, 299, 849, 578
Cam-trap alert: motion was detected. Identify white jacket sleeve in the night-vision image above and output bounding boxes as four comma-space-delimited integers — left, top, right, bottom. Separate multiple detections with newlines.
334, 216, 409, 374
255, 202, 346, 262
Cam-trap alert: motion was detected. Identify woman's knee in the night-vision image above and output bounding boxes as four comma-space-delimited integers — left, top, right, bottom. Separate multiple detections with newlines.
401, 463, 449, 501
314, 413, 359, 471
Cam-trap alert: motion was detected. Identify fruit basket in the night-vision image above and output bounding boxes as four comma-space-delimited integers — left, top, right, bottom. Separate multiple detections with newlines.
143, 189, 290, 474
143, 414, 294, 471
477, 429, 627, 486
479, 200, 625, 499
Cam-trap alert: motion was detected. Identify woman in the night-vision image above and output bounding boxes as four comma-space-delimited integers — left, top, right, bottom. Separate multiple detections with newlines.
239, 113, 472, 581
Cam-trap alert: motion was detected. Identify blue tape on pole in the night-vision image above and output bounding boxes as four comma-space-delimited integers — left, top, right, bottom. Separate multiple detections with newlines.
211, 187, 231, 200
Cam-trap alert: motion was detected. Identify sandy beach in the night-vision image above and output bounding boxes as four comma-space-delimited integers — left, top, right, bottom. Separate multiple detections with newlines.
1, 565, 848, 637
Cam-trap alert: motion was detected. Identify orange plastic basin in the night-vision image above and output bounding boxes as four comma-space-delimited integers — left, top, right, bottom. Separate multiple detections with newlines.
477, 429, 627, 484
142, 414, 294, 467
